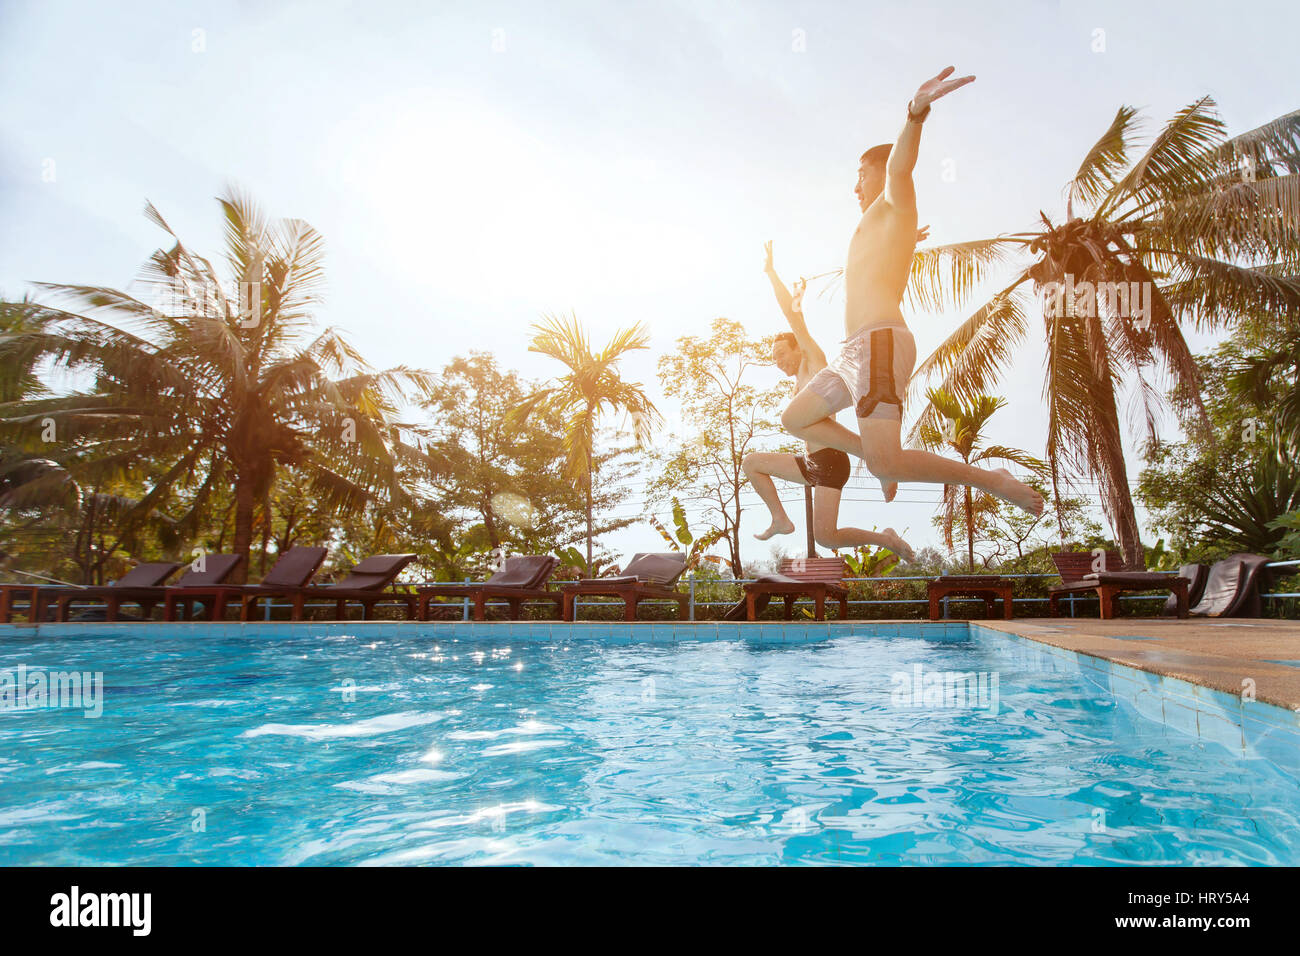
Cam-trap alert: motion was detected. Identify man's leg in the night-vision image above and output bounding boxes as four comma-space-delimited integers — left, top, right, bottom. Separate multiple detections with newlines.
811, 486, 915, 562
742, 452, 807, 540
781, 388, 901, 503
781, 385, 861, 458
857, 417, 1044, 514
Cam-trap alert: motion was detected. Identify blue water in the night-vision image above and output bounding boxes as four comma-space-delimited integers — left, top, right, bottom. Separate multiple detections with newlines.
2, 628, 1299, 865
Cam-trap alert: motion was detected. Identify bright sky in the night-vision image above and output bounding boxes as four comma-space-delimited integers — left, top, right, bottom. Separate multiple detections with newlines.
2, 0, 1296, 567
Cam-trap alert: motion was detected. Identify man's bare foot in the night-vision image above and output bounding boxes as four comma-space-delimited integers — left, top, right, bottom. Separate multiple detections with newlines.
880, 479, 898, 503
754, 517, 796, 540
991, 468, 1044, 516
880, 528, 915, 563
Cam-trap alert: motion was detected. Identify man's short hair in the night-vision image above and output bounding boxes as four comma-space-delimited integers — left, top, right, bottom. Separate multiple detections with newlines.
860, 143, 892, 171
773, 332, 797, 349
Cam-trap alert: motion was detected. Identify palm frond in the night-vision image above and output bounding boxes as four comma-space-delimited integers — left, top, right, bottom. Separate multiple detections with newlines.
905, 236, 1028, 313
1067, 105, 1139, 214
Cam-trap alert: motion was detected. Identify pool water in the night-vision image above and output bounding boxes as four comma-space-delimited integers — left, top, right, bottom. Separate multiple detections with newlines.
2, 628, 1299, 865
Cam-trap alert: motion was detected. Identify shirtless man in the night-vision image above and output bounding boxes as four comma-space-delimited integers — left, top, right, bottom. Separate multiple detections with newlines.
781, 67, 1044, 517
742, 241, 914, 562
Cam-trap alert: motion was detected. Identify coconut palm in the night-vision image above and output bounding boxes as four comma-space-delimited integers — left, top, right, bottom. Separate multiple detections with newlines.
918, 389, 1046, 572
515, 312, 661, 577
0, 188, 433, 580
904, 99, 1300, 567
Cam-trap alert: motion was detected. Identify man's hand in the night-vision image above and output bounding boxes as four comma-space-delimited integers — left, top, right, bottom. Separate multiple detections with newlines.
763, 240, 774, 273
911, 66, 975, 113
790, 277, 806, 313
916, 225, 931, 243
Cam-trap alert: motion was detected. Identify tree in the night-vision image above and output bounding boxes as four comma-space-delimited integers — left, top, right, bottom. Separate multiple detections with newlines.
423, 351, 638, 574
917, 389, 1045, 571
903, 100, 1300, 568
516, 313, 661, 577
0, 298, 155, 583
1140, 307, 1300, 559
651, 317, 793, 572
0, 189, 432, 580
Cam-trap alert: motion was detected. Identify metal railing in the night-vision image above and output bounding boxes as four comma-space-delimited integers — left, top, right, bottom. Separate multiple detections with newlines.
407, 559, 1300, 621
9, 560, 1297, 622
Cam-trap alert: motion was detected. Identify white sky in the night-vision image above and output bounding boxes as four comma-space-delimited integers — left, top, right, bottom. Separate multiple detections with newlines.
2, 0, 1296, 567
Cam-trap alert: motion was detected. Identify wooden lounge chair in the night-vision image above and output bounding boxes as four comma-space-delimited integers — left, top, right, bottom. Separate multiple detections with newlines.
1190, 553, 1272, 617
15, 562, 183, 623
561, 553, 689, 622
0, 582, 45, 623
736, 557, 850, 621
1047, 550, 1188, 619
927, 574, 1014, 620
49, 554, 244, 622
416, 555, 562, 621
162, 546, 328, 622
1163, 563, 1209, 616
240, 553, 417, 621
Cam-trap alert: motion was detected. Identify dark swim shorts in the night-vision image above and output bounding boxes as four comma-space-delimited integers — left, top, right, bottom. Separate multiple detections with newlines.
794, 447, 851, 490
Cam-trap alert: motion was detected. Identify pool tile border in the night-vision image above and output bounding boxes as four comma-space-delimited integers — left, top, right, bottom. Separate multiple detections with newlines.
969, 623, 1300, 776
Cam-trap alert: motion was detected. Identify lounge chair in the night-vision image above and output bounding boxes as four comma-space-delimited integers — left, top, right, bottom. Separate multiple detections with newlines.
1047, 550, 1188, 619
0, 579, 62, 623
48, 554, 244, 622
1162, 563, 1209, 615
240, 552, 417, 621
416, 555, 562, 621
560, 552, 689, 621
5, 562, 183, 624
162, 546, 328, 622
1190, 553, 1272, 617
732, 557, 850, 621
927, 574, 1014, 620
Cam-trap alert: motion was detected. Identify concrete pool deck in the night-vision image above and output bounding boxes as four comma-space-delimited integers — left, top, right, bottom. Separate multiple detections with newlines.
979, 617, 1300, 712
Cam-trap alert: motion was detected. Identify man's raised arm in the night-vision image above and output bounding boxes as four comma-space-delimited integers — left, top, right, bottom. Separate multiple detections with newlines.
763, 241, 825, 365
884, 66, 975, 208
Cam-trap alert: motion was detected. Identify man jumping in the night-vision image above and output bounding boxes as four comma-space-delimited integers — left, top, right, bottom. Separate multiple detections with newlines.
742, 241, 914, 562
781, 67, 1044, 517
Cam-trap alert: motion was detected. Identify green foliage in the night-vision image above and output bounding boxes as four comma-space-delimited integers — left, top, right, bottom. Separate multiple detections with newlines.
516, 312, 661, 576
1269, 510, 1300, 558
842, 543, 900, 578
918, 388, 1046, 572
420, 351, 635, 578
651, 317, 795, 572
1139, 308, 1300, 562
649, 497, 729, 573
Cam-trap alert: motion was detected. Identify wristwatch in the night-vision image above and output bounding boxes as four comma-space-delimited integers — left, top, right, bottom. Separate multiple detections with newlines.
907, 99, 930, 123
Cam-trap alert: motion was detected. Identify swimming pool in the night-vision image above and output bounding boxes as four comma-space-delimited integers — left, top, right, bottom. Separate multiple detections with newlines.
2, 621, 1299, 865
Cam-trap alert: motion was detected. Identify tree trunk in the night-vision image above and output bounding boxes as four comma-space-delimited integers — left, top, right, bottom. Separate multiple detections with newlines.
232, 475, 254, 584
965, 486, 975, 573
585, 446, 593, 579
258, 502, 271, 578
1094, 391, 1145, 569
731, 478, 743, 572
1105, 457, 1145, 569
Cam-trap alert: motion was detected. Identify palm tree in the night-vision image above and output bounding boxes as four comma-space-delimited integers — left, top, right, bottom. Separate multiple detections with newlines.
918, 389, 1046, 572
516, 313, 661, 576
0, 188, 432, 580
904, 99, 1300, 567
